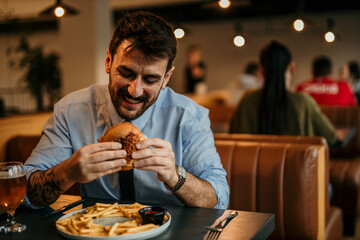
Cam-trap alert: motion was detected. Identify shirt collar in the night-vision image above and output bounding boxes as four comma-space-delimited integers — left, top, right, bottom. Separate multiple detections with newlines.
106, 90, 125, 126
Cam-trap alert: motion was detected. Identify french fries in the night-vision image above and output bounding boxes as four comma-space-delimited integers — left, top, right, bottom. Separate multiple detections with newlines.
56, 202, 163, 236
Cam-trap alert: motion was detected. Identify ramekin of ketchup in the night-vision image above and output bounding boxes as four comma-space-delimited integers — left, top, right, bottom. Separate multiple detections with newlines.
138, 207, 167, 225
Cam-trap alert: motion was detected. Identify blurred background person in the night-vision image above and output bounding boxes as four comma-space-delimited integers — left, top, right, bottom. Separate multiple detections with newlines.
226, 61, 263, 106
184, 44, 207, 94
229, 41, 336, 146
338, 60, 360, 104
296, 55, 357, 106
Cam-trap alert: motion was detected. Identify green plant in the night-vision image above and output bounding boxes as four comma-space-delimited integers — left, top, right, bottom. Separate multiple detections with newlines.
8, 36, 61, 112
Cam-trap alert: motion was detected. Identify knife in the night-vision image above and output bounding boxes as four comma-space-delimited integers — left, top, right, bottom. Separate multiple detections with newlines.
39, 198, 88, 218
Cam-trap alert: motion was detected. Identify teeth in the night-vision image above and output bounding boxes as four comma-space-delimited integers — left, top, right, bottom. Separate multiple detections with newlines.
125, 97, 140, 104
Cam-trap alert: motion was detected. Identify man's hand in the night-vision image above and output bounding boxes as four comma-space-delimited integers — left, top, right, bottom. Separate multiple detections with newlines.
63, 142, 127, 183
132, 138, 178, 187
132, 138, 217, 208
27, 142, 127, 206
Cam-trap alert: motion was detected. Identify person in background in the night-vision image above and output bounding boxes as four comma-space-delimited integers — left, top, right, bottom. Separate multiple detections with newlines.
296, 56, 357, 106
23, 11, 229, 210
229, 40, 336, 146
226, 61, 263, 106
338, 60, 360, 104
184, 44, 207, 94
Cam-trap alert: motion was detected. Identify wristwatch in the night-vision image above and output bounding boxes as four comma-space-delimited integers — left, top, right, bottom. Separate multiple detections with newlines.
164, 165, 187, 192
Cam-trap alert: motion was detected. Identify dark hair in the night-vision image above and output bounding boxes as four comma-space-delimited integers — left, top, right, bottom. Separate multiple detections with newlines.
349, 61, 360, 80
313, 56, 332, 77
108, 11, 177, 73
244, 62, 259, 75
258, 41, 292, 134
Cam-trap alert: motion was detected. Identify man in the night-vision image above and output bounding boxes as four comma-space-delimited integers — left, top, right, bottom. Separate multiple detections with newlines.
24, 11, 229, 209
296, 55, 357, 106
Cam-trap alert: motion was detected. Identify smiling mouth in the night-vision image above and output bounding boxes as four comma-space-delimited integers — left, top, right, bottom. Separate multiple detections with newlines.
124, 96, 141, 104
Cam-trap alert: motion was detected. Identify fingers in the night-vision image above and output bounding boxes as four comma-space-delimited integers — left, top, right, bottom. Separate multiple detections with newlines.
78, 142, 127, 163
69, 142, 128, 183
132, 138, 175, 175
74, 157, 128, 183
79, 142, 122, 156
136, 138, 171, 150
89, 149, 127, 163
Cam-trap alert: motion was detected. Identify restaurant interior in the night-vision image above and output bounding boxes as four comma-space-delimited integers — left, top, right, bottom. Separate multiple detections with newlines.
1, 0, 360, 239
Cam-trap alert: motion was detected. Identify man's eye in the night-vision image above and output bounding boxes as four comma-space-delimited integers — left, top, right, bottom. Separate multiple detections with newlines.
144, 78, 156, 84
120, 72, 134, 79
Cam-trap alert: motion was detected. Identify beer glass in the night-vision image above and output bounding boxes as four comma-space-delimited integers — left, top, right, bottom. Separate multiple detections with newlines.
0, 162, 27, 233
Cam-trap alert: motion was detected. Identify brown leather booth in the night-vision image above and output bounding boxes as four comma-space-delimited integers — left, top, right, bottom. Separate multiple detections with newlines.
215, 139, 342, 239
5, 135, 80, 195
214, 134, 342, 239
319, 105, 360, 235
320, 105, 360, 157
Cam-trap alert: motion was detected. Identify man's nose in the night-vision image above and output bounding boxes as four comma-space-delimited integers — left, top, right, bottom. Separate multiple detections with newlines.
128, 77, 144, 98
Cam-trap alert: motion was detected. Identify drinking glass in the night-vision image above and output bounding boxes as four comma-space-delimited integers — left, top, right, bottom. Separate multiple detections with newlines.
0, 162, 27, 233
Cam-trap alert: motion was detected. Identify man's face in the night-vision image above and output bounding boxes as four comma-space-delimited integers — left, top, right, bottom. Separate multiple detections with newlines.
105, 40, 174, 120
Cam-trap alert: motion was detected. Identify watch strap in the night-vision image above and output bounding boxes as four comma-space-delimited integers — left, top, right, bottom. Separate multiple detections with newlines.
164, 166, 186, 192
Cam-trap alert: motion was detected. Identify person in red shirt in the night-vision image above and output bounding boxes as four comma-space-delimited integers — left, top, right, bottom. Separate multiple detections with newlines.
296, 56, 357, 106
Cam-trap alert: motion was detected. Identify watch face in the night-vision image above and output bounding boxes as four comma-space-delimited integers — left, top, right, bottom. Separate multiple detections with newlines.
178, 166, 187, 178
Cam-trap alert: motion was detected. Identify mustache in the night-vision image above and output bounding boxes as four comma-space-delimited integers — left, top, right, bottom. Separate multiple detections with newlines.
118, 87, 147, 102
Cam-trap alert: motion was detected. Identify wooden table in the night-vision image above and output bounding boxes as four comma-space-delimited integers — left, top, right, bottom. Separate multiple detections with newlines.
0, 195, 275, 240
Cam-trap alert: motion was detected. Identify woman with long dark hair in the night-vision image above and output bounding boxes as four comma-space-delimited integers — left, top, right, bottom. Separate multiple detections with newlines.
229, 41, 336, 146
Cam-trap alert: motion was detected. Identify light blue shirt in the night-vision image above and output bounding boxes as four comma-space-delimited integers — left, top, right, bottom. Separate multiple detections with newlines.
24, 84, 229, 209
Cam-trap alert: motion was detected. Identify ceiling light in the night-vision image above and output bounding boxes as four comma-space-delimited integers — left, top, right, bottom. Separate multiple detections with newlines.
39, 0, 79, 18
324, 18, 336, 43
292, 0, 305, 32
174, 28, 185, 39
233, 23, 245, 47
233, 35, 245, 47
219, 0, 231, 9
293, 19, 304, 31
325, 31, 335, 43
54, 7, 65, 18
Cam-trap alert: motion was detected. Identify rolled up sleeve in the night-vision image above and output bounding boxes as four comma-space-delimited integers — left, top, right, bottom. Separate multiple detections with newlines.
181, 109, 230, 209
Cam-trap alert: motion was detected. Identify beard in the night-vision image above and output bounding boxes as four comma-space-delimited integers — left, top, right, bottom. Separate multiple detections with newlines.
108, 81, 161, 121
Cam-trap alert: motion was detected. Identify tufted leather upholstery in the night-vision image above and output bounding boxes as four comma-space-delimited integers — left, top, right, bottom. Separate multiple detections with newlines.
320, 105, 360, 157
215, 134, 343, 240
319, 105, 360, 235
5, 135, 80, 196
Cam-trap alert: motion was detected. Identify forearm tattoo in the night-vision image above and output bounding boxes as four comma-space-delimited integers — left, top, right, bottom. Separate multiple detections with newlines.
27, 169, 63, 206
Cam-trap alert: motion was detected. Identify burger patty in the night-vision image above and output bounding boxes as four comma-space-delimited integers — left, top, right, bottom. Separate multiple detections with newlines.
121, 132, 141, 162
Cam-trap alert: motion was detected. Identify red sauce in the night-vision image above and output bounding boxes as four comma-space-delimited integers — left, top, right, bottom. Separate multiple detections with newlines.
145, 210, 160, 215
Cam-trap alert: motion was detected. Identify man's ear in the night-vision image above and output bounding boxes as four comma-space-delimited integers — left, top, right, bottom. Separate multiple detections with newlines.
161, 66, 175, 89
105, 48, 111, 74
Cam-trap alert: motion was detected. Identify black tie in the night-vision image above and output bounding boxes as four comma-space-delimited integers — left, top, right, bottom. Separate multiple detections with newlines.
119, 168, 136, 201
118, 120, 136, 201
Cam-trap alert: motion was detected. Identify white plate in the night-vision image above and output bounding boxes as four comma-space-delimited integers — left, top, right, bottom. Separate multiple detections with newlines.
56, 207, 171, 240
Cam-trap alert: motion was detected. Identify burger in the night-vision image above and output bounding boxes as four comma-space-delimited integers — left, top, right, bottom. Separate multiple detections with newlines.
98, 122, 146, 171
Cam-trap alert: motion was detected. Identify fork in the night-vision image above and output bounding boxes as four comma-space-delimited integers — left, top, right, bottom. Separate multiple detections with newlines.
205, 211, 238, 240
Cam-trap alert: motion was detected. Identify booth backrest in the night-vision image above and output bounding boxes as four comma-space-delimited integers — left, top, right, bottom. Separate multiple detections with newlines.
207, 105, 236, 133
214, 133, 330, 212
320, 105, 360, 157
215, 140, 324, 239
5, 135, 41, 164
5, 135, 80, 195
